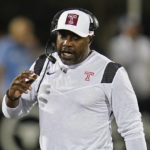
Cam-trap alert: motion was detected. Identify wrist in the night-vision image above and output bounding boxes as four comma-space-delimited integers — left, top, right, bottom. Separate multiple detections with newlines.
6, 90, 21, 101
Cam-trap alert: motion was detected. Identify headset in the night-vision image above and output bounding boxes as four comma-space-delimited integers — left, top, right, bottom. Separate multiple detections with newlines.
45, 8, 99, 63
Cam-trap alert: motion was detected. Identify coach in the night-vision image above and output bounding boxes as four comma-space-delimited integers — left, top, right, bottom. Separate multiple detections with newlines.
2, 8, 147, 150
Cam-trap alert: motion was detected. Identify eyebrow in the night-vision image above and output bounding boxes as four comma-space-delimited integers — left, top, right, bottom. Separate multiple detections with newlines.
58, 30, 80, 37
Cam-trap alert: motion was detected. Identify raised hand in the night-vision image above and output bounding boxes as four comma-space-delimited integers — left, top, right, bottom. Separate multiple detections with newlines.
7, 70, 38, 100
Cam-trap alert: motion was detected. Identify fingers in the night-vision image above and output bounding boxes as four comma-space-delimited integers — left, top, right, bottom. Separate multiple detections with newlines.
25, 74, 38, 84
16, 71, 37, 84
17, 70, 34, 80
9, 70, 38, 97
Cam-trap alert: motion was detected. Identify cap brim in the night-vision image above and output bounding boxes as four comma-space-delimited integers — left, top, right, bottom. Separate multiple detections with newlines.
52, 27, 90, 37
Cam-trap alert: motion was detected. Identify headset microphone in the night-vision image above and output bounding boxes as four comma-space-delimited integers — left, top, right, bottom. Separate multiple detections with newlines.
60, 67, 68, 73
45, 39, 56, 64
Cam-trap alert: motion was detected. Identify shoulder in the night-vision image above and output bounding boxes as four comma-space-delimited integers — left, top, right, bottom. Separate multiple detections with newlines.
112, 67, 134, 92
89, 50, 122, 83
33, 54, 47, 75
92, 50, 111, 61
101, 61, 122, 83
91, 50, 113, 66
137, 35, 150, 45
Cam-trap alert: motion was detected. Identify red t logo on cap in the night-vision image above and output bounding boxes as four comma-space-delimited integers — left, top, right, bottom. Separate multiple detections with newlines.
65, 14, 79, 26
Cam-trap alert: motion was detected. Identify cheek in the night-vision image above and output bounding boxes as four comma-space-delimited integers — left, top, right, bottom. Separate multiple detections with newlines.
77, 41, 88, 52
56, 39, 62, 51
75, 42, 88, 59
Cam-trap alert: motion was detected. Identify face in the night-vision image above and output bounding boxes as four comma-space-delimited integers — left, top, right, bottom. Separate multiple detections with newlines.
56, 30, 91, 65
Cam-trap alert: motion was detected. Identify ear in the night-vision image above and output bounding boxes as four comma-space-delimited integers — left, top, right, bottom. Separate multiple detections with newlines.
88, 35, 94, 44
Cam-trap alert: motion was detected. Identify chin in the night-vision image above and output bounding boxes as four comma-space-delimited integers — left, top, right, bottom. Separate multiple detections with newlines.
62, 60, 73, 65
61, 59, 76, 65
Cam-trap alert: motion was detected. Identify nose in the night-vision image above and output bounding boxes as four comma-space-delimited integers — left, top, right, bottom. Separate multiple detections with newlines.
62, 36, 72, 46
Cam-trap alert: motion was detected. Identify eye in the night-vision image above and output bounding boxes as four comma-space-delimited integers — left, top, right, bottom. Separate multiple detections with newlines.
58, 30, 81, 41
72, 35, 81, 41
60, 33, 67, 39
58, 31, 67, 39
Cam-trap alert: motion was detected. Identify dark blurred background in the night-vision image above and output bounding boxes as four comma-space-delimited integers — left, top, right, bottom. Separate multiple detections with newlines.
0, 0, 149, 50
0, 0, 150, 150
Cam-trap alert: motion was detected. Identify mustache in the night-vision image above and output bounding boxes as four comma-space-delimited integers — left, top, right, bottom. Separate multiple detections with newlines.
61, 47, 75, 54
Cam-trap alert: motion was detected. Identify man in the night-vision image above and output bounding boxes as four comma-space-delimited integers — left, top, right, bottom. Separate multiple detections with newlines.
109, 16, 150, 110
2, 8, 147, 150
0, 16, 40, 102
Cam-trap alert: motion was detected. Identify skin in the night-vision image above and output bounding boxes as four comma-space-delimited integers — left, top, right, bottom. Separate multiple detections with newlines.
6, 71, 37, 107
56, 30, 93, 65
123, 25, 140, 39
6, 30, 93, 108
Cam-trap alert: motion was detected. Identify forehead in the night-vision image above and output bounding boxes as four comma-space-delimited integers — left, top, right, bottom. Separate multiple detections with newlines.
58, 30, 81, 37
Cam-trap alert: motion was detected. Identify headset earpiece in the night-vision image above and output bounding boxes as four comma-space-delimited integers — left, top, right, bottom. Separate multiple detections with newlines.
76, 8, 99, 31
50, 9, 64, 32
48, 9, 65, 53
